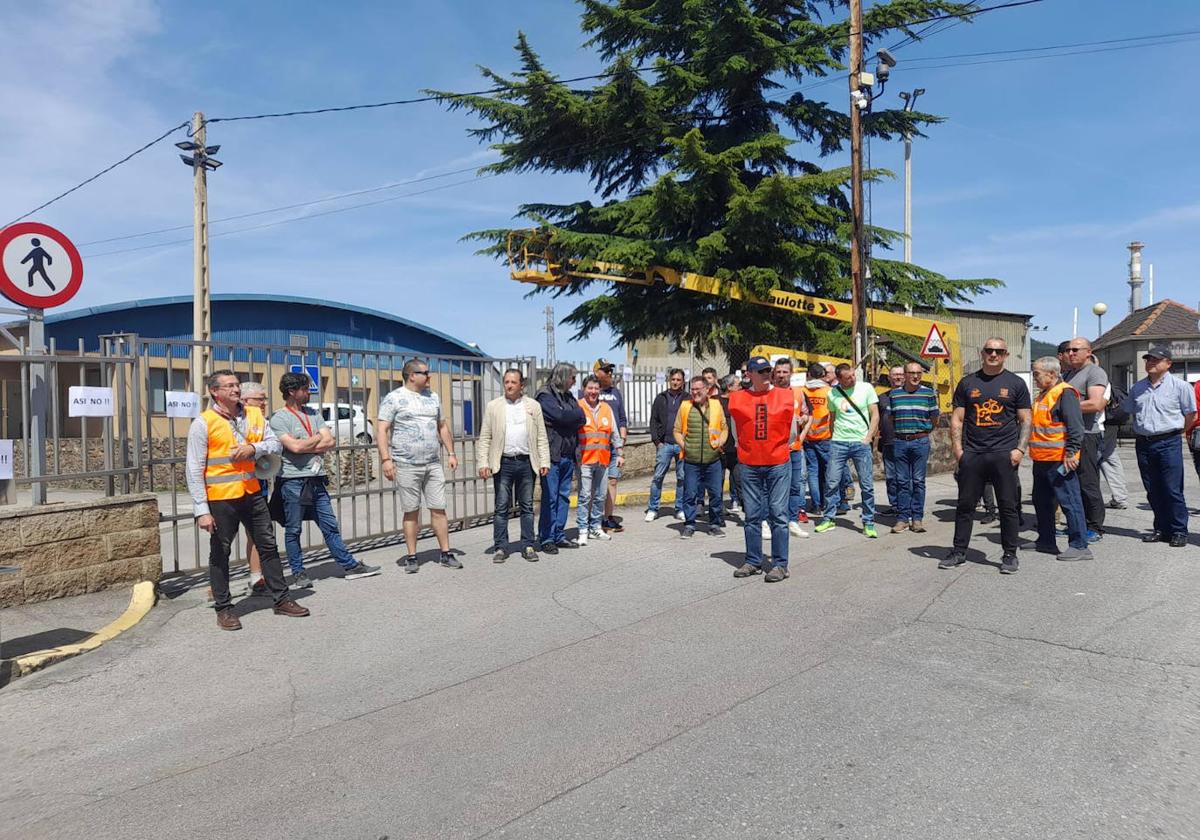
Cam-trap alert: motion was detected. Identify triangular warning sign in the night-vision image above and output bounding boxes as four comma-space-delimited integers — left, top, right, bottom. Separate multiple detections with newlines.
920, 323, 951, 358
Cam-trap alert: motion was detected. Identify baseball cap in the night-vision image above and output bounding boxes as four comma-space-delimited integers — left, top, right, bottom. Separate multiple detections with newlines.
593, 358, 616, 372
746, 356, 772, 373
1143, 345, 1173, 361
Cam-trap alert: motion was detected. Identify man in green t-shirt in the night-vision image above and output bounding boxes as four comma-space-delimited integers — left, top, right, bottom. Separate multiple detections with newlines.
814, 364, 880, 537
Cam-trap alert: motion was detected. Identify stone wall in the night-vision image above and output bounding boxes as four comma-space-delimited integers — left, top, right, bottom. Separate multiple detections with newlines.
0, 494, 161, 608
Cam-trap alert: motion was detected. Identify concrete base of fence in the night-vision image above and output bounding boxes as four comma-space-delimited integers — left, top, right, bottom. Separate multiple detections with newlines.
0, 494, 162, 608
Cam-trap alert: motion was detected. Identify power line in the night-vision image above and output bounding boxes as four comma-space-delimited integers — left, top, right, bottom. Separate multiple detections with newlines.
202, 0, 1045, 128
3, 121, 190, 228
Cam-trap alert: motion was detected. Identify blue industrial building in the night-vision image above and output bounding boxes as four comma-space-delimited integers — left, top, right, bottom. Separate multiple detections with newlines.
39, 294, 484, 358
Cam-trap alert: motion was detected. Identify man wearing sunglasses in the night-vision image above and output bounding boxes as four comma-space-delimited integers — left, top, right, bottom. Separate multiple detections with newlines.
941, 338, 1032, 574
377, 358, 461, 573
1062, 338, 1108, 541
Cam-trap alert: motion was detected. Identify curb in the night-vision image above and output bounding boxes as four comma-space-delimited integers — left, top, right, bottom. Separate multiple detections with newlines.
6, 581, 158, 683
568, 489, 675, 508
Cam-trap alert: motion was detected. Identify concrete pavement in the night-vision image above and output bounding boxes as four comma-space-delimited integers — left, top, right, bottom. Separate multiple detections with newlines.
1, 444, 1198, 839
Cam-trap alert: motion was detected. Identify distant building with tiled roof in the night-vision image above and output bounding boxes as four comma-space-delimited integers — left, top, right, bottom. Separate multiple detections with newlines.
1093, 300, 1200, 388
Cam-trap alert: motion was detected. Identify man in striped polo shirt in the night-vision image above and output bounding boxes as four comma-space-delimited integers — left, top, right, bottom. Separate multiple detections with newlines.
887, 362, 939, 533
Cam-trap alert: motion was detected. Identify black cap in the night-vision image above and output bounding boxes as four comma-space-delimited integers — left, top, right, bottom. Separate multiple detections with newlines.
1143, 345, 1173, 361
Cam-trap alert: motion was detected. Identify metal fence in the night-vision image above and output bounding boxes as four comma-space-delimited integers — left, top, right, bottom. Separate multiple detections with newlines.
552, 360, 698, 433
1, 332, 534, 575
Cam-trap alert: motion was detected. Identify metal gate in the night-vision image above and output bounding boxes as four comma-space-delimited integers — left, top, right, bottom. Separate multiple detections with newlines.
130, 335, 535, 574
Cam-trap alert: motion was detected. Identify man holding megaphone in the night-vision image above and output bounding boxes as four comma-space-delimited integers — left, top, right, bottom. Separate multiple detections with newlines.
270, 372, 381, 587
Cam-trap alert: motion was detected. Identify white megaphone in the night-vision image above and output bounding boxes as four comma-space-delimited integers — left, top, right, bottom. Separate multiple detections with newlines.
254, 452, 282, 481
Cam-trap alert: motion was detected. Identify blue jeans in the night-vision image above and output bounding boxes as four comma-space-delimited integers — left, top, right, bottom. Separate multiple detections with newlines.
880, 443, 897, 508
804, 439, 829, 511
893, 437, 931, 523
279, 477, 356, 574
740, 462, 790, 568
647, 443, 684, 513
576, 462, 607, 534
787, 449, 808, 520
1135, 436, 1189, 537
493, 455, 536, 550
1032, 461, 1088, 550
683, 460, 724, 528
823, 441, 876, 524
538, 458, 574, 547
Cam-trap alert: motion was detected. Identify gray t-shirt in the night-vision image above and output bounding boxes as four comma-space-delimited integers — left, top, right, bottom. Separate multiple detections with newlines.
269, 406, 328, 477
378, 386, 442, 465
1063, 364, 1108, 434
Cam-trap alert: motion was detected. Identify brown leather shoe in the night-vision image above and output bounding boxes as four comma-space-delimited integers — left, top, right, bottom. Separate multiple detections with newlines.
910, 520, 926, 533
891, 521, 910, 534
273, 599, 310, 618
216, 608, 242, 631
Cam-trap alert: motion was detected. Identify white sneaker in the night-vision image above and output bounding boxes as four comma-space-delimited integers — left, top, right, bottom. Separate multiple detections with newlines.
589, 529, 612, 541
576, 533, 588, 547
729, 502, 741, 514
761, 522, 771, 539
674, 510, 686, 521
644, 510, 658, 523
788, 521, 810, 539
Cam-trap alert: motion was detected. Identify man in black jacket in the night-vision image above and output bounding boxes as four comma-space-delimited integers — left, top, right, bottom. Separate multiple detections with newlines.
536, 363, 586, 553
646, 368, 687, 522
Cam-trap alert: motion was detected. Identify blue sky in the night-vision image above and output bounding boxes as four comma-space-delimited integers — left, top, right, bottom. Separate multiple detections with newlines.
2, 0, 1198, 362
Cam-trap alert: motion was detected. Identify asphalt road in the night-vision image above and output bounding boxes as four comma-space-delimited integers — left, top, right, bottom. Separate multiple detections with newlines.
2, 445, 1198, 840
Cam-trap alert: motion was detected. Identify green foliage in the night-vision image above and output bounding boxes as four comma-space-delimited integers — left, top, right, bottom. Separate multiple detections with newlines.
431, 0, 1001, 366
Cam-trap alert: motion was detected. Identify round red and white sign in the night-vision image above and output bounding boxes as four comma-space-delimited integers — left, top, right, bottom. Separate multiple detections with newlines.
0, 222, 84, 309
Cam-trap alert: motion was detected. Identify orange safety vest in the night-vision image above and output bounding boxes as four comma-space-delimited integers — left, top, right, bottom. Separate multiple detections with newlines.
801, 385, 832, 441
789, 386, 809, 451
728, 386, 794, 466
577, 399, 616, 466
203, 405, 267, 501
676, 398, 725, 460
1029, 382, 1078, 462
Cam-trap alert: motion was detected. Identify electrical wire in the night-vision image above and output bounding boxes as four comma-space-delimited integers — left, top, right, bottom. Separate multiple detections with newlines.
3, 121, 190, 228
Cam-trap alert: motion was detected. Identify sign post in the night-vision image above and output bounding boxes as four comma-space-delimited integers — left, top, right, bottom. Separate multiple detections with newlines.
0, 222, 85, 505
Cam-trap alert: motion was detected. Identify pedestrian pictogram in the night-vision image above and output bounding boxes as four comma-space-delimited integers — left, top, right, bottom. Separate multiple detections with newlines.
0, 222, 84, 309
920, 322, 950, 358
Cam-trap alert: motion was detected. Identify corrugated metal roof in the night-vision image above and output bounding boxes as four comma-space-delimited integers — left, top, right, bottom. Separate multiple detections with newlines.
1094, 300, 1200, 350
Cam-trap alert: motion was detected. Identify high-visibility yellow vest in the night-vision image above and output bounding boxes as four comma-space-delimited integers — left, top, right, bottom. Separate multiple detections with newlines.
676, 398, 725, 461
1030, 382, 1077, 462
577, 400, 616, 466
203, 406, 266, 500
801, 385, 831, 441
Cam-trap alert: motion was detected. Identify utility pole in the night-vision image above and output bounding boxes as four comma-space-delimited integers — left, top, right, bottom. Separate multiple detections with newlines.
176, 113, 223, 392
848, 0, 867, 368
544, 305, 556, 366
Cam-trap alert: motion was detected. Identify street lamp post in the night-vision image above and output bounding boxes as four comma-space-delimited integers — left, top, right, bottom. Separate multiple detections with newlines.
1092, 302, 1108, 339
898, 88, 926, 266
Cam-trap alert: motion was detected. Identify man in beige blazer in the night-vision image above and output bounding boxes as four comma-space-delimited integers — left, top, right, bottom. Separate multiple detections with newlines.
478, 369, 552, 562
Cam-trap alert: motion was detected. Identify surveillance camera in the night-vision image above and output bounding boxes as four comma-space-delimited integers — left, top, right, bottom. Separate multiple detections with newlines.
876, 48, 897, 67
876, 63, 891, 82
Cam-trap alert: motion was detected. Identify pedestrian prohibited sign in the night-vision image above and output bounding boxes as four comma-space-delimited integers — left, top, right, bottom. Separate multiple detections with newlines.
0, 222, 84, 309
920, 322, 951, 358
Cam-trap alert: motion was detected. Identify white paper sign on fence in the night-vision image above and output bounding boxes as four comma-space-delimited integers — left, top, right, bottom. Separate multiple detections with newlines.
68, 386, 114, 417
622, 366, 634, 382
655, 371, 666, 385
0, 439, 12, 480
165, 391, 200, 418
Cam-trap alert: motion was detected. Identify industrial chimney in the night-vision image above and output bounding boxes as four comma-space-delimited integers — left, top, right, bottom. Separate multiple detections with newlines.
1128, 241, 1144, 314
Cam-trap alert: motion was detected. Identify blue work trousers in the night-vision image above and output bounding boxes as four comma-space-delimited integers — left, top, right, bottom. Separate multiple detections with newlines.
740, 462, 790, 569
1135, 436, 1189, 537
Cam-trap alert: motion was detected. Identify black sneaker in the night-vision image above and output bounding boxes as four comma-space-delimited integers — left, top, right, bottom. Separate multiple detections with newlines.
980, 512, 997, 525
343, 562, 381, 580
438, 552, 463, 569
709, 526, 725, 538
602, 517, 625, 533
292, 570, 314, 588
522, 546, 539, 562
764, 565, 790, 583
492, 548, 508, 564
1000, 552, 1019, 574
733, 563, 762, 578
938, 550, 966, 570
402, 555, 419, 574
540, 542, 559, 555
681, 525, 695, 539
556, 538, 580, 549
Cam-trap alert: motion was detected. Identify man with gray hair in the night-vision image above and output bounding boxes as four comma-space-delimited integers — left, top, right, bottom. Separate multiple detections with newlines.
536, 363, 586, 552
1027, 357, 1091, 561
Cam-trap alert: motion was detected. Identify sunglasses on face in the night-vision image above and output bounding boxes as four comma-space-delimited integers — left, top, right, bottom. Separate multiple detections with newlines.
982, 348, 1008, 356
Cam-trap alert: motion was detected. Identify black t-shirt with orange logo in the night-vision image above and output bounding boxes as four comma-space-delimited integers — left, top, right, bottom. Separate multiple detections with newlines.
953, 370, 1031, 453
